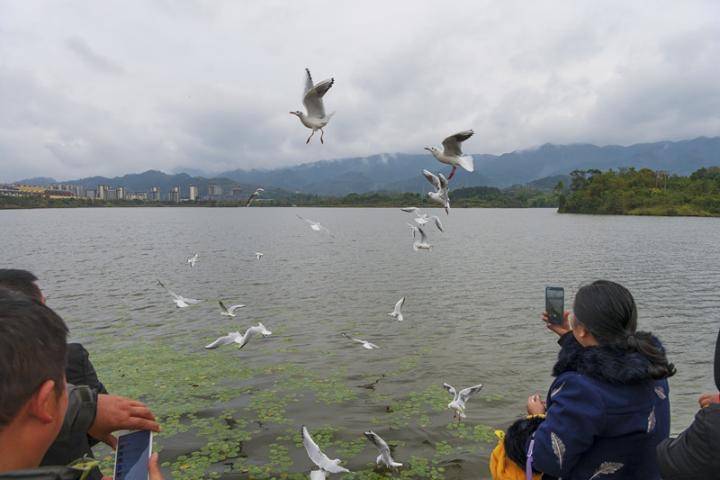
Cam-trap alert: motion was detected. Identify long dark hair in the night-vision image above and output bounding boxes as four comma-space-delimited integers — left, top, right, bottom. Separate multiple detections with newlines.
573, 280, 676, 379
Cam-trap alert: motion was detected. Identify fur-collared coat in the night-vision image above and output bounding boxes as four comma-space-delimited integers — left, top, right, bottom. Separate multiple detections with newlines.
509, 333, 671, 480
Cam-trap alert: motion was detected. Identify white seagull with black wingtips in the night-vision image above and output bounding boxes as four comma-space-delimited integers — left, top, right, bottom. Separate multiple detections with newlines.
290, 68, 335, 144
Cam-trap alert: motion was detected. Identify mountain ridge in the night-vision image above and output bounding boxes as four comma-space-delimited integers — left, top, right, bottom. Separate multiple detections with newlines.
13, 136, 720, 196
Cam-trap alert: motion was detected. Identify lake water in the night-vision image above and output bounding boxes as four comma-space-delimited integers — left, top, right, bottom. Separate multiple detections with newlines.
2, 207, 718, 479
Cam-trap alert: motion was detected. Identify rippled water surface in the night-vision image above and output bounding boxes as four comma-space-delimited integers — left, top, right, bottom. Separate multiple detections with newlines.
3, 207, 718, 479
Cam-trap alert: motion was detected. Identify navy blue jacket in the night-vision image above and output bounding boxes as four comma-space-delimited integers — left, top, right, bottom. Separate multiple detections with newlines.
528, 334, 670, 480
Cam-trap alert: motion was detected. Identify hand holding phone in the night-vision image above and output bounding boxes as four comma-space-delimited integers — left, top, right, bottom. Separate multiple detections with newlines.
114, 430, 153, 480
545, 287, 564, 325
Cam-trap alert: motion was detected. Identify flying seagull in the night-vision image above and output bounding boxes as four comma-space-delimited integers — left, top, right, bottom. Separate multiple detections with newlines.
425, 130, 475, 180
414, 212, 444, 232
218, 300, 246, 317
443, 383, 484, 420
297, 215, 333, 236
301, 426, 350, 474
290, 68, 335, 144
341, 333, 379, 350
157, 280, 202, 308
408, 224, 432, 251
255, 252, 264, 260
422, 170, 450, 214
388, 297, 405, 321
186, 253, 198, 267
205, 323, 272, 349
364, 431, 403, 469
246, 188, 264, 207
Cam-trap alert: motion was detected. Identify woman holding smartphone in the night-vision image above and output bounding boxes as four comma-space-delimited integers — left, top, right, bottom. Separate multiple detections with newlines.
503, 280, 675, 480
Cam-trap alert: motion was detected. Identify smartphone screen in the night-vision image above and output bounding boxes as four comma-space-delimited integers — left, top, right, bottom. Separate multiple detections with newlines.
113, 430, 152, 480
545, 287, 564, 325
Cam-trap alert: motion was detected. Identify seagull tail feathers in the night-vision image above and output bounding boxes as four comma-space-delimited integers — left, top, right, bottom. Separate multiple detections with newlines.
457, 155, 474, 172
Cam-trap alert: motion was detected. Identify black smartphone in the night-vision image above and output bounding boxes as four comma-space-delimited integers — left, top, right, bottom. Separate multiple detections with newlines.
113, 430, 152, 480
545, 287, 564, 325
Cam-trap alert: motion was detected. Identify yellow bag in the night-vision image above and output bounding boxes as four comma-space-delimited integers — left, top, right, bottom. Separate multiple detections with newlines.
489, 430, 541, 480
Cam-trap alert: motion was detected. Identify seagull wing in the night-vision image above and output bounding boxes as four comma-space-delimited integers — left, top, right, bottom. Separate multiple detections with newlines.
458, 384, 484, 403
393, 297, 405, 314
364, 431, 391, 456
407, 223, 418, 239
430, 216, 444, 232
417, 226, 428, 244
180, 297, 201, 305
302, 426, 348, 473
422, 169, 441, 190
245, 193, 258, 207
438, 173, 449, 190
159, 282, 181, 301
205, 332, 240, 349
400, 206, 418, 213
297, 214, 313, 225
366, 342, 379, 349
227, 304, 246, 315
442, 130, 474, 156
304, 68, 314, 95
218, 300, 229, 314
443, 383, 457, 397
303, 78, 334, 119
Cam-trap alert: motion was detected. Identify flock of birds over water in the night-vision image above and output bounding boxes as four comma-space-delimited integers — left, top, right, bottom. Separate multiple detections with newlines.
155, 68, 483, 478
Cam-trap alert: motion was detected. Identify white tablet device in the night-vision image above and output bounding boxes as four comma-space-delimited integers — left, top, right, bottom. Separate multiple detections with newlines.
113, 430, 153, 480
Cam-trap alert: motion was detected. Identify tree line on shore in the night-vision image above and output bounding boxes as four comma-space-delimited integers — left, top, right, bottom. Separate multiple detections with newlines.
559, 167, 720, 216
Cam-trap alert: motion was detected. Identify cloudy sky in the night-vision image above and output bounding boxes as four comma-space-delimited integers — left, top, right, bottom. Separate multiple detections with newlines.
1, 0, 719, 181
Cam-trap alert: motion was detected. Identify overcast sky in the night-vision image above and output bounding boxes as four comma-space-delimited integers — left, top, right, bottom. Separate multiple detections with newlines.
1, 0, 719, 181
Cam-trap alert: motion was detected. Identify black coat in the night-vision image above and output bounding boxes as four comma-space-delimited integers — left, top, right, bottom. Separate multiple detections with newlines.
657, 403, 720, 479
40, 344, 107, 480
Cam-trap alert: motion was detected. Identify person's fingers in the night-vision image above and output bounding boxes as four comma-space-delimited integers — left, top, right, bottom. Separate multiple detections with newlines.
101, 433, 118, 450
148, 453, 164, 480
129, 405, 156, 421
125, 417, 162, 432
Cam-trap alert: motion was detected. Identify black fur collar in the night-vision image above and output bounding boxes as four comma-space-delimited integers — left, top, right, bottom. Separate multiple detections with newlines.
553, 334, 665, 385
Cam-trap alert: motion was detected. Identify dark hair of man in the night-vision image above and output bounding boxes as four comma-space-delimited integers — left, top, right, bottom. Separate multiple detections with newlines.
0, 269, 42, 302
573, 280, 676, 380
0, 290, 68, 428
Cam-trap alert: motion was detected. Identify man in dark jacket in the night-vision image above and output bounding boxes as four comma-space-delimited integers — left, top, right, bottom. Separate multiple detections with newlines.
0, 291, 164, 480
656, 328, 720, 479
0, 270, 107, 479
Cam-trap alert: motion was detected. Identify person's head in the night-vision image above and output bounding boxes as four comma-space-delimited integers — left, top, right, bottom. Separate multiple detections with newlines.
0, 269, 44, 304
571, 280, 675, 379
0, 290, 68, 470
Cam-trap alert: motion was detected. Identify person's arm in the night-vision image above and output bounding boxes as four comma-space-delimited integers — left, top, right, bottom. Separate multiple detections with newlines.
56, 385, 97, 443
530, 374, 605, 477
656, 404, 718, 479
66, 343, 108, 394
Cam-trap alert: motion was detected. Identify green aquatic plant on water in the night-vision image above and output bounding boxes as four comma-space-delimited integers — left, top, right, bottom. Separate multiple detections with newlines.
88, 341, 497, 479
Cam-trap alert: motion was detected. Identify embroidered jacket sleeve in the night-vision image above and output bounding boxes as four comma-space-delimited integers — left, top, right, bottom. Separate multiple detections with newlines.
531, 374, 606, 477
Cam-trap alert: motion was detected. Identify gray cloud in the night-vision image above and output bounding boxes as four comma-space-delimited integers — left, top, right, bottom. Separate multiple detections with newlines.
0, 0, 719, 182
65, 36, 124, 75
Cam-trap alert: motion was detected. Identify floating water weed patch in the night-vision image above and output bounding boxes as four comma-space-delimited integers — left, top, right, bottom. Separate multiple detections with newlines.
88, 342, 496, 478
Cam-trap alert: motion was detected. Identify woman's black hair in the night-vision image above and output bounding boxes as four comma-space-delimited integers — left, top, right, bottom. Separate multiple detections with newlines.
573, 280, 676, 380
504, 416, 545, 467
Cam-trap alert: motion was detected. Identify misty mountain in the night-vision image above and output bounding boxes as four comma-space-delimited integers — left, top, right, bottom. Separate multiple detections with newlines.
14, 177, 58, 186
15, 137, 720, 197
218, 137, 720, 195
